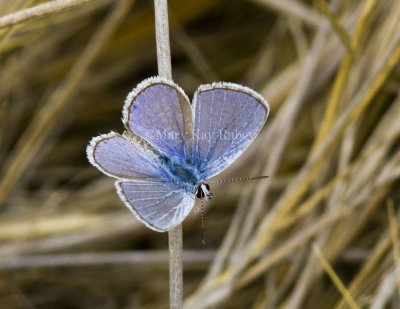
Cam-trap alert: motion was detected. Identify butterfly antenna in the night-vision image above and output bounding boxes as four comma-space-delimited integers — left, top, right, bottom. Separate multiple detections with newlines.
201, 198, 206, 245
207, 175, 268, 184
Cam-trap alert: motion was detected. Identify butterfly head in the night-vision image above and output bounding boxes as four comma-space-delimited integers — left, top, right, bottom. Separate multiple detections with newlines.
196, 183, 213, 200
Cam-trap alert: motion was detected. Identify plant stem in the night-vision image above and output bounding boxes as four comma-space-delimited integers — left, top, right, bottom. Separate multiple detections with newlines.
153, 0, 183, 308
168, 225, 183, 308
0, 0, 96, 30
154, 0, 172, 80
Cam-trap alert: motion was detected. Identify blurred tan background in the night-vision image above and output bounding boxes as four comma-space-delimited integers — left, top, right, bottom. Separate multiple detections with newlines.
0, 0, 400, 308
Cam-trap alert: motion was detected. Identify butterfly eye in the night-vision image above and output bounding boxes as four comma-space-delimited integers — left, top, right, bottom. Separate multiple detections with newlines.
195, 186, 204, 199
195, 183, 213, 200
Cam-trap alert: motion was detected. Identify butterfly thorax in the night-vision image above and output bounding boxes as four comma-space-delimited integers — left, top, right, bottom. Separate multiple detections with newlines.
161, 156, 213, 199
161, 155, 203, 193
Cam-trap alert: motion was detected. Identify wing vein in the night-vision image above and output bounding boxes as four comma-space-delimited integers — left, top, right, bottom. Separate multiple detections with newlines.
166, 91, 187, 159
205, 91, 214, 160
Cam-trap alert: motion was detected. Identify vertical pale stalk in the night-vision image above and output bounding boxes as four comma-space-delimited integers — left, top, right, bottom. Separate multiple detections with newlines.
154, 0, 172, 80
153, 0, 183, 308
168, 225, 183, 308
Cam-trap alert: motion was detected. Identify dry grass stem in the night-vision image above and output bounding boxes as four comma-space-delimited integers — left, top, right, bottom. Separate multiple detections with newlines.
312, 244, 360, 309
0, 0, 100, 30
0, 250, 215, 270
153, 0, 183, 307
0, 0, 133, 206
0, 0, 399, 308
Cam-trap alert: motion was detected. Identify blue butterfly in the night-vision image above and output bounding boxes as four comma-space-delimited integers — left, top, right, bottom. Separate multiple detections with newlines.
87, 77, 269, 232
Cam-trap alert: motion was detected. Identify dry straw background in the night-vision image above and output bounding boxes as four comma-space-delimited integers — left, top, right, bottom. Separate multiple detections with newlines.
0, 0, 400, 308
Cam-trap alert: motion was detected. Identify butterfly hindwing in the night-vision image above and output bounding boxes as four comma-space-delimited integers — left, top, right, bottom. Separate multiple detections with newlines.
87, 132, 166, 181
116, 180, 194, 232
192, 83, 269, 179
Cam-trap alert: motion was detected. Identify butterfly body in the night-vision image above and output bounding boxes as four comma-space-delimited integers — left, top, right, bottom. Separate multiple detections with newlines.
87, 77, 269, 232
159, 154, 202, 191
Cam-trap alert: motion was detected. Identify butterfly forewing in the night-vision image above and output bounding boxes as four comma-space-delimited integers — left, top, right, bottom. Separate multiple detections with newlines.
192, 83, 269, 179
123, 77, 194, 163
